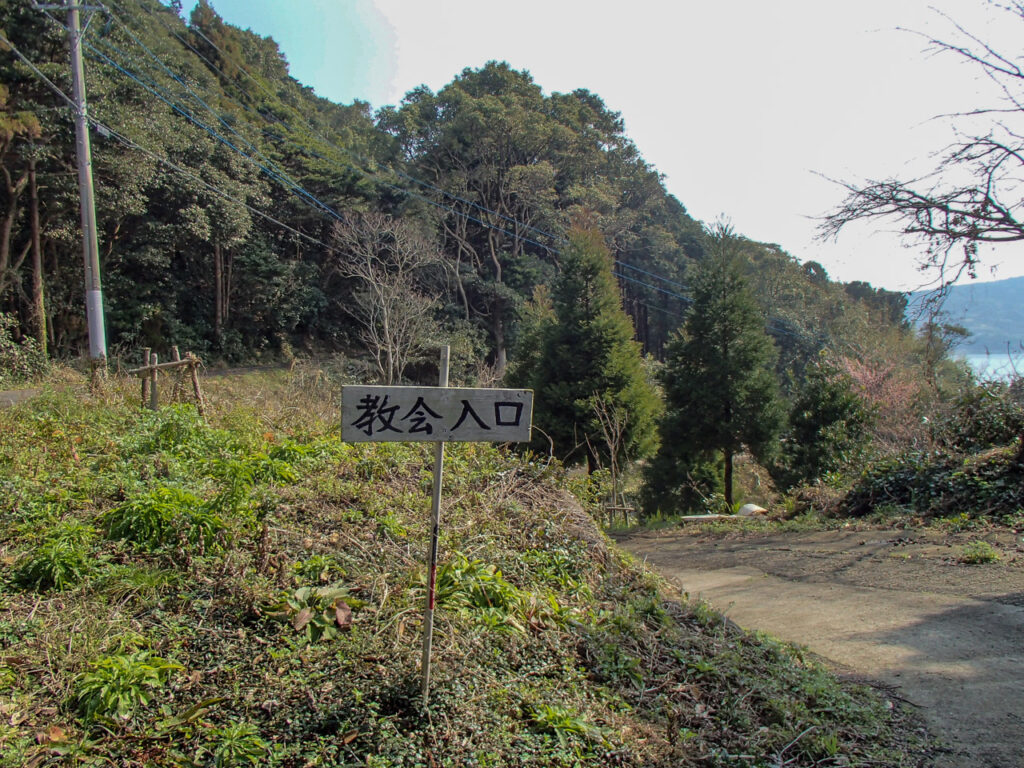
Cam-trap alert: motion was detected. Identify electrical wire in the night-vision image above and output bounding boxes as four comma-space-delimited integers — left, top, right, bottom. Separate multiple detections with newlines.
0, 29, 333, 250
111, 0, 717, 283
85, 42, 348, 222
103, 0, 706, 299
12, 14, 825, 351
88, 24, 566, 255
7, 22, 822, 350
97, 9, 342, 221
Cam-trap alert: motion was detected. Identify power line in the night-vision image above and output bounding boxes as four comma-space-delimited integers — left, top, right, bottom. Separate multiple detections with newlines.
143, 0, 573, 246
98, 1, 706, 301
15, 10, 827, 353
86, 26, 564, 255
36, 3, 350, 228
98, 9, 341, 221
85, 41, 348, 222
7, 22, 824, 353
612, 271, 691, 303
614, 259, 688, 290
0, 30, 333, 250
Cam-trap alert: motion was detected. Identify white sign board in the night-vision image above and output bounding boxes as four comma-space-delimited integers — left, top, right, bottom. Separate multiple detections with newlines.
341, 385, 533, 443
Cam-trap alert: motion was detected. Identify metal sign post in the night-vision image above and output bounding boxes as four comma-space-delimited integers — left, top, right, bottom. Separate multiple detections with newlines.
419, 346, 449, 702
340, 349, 533, 705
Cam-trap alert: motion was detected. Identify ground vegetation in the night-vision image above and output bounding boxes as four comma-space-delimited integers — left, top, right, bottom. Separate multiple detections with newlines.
0, 369, 931, 766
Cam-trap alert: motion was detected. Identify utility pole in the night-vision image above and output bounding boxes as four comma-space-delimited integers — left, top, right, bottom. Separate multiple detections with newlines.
66, 0, 107, 366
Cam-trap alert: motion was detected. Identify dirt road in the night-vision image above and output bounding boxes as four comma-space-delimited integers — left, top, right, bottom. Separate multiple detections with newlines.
0, 388, 39, 407
616, 525, 1024, 768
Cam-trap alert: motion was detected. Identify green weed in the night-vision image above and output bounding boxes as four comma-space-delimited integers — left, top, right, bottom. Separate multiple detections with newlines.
292, 554, 344, 584
959, 540, 1001, 564
73, 649, 182, 723
268, 584, 364, 643
428, 553, 527, 631
936, 511, 977, 532
103, 486, 228, 553
529, 703, 609, 753
199, 721, 271, 766
12, 519, 97, 591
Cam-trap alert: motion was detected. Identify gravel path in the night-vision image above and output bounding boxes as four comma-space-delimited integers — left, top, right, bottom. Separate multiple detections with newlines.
615, 526, 1024, 768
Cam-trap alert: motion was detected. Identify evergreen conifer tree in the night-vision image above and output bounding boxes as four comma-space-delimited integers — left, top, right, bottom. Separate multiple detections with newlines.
523, 228, 659, 471
771, 354, 874, 490
643, 230, 784, 512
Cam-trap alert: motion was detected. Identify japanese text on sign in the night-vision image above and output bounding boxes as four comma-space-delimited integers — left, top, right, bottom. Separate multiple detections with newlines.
341, 386, 533, 443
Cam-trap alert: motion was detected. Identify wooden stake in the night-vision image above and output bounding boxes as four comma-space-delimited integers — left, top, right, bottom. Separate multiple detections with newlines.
171, 346, 183, 402
141, 348, 151, 406
188, 354, 206, 420
421, 345, 450, 705
149, 352, 159, 411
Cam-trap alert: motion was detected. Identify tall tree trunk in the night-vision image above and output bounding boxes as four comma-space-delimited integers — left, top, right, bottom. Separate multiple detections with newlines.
492, 311, 507, 378
723, 449, 734, 509
28, 155, 46, 355
213, 242, 223, 346
453, 246, 470, 320
223, 247, 232, 329
0, 168, 28, 297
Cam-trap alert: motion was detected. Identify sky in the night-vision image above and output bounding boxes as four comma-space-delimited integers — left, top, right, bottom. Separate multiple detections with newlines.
184, 0, 1024, 291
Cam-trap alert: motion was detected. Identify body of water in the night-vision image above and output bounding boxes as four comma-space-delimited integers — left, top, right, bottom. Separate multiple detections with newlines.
960, 352, 1022, 380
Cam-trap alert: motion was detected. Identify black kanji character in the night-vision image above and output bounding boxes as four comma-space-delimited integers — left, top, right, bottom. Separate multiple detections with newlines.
351, 394, 402, 436
400, 397, 443, 434
493, 401, 524, 427
451, 399, 490, 432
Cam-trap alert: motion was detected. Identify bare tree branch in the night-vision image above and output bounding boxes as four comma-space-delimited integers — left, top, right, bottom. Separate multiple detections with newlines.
331, 213, 443, 384
821, 2, 1024, 285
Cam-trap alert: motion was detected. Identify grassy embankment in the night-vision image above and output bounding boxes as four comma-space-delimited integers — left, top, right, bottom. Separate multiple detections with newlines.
0, 368, 929, 766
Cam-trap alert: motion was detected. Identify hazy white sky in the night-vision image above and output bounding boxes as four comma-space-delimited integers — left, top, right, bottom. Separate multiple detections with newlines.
188, 0, 1024, 290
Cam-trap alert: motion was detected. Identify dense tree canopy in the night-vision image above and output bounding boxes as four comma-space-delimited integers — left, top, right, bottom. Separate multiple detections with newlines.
771, 354, 874, 491
0, 0, 921, 403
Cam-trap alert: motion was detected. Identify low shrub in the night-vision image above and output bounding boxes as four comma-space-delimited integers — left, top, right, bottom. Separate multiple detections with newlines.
842, 447, 1024, 519
929, 380, 1024, 453
0, 312, 47, 387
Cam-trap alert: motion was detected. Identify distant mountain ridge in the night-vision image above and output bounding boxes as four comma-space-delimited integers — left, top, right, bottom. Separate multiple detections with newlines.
908, 275, 1024, 354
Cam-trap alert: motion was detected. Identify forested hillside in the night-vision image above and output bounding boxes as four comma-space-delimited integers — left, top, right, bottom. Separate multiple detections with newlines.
909, 276, 1024, 356
0, 0, 907, 377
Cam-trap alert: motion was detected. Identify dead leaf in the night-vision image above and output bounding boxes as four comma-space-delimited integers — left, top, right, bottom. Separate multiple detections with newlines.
334, 601, 352, 630
341, 728, 359, 744
35, 725, 66, 744
292, 607, 314, 631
